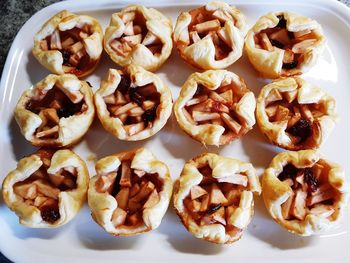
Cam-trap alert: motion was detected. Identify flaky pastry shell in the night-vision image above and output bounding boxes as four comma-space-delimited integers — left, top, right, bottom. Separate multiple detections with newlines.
245, 11, 325, 78
174, 69, 256, 146
173, 1, 246, 70
173, 153, 261, 244
15, 74, 95, 147
94, 64, 172, 141
104, 5, 173, 72
262, 150, 349, 236
2, 149, 89, 228
32, 10, 103, 78
88, 148, 173, 236
256, 77, 337, 150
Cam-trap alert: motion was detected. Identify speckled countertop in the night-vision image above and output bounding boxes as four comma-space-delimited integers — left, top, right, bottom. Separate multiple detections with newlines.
0, 0, 349, 262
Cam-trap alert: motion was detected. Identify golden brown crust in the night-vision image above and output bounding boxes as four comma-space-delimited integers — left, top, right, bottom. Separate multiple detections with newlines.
94, 65, 172, 141
174, 70, 256, 146
14, 74, 95, 148
256, 77, 337, 150
173, 153, 261, 244
2, 149, 89, 228
173, 1, 246, 70
88, 148, 173, 236
262, 150, 350, 236
104, 5, 173, 72
32, 10, 103, 78
245, 11, 325, 78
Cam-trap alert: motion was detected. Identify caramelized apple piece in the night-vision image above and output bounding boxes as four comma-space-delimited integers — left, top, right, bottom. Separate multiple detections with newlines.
190, 185, 208, 200
112, 207, 127, 227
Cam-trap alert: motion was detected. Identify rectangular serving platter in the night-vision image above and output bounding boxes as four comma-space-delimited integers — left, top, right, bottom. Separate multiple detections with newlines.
1, 0, 350, 262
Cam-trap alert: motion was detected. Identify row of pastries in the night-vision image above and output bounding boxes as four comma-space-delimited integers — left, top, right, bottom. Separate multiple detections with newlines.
1, 1, 349, 245
31, 1, 325, 77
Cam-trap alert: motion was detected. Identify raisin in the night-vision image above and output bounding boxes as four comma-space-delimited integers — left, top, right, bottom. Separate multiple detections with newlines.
207, 204, 222, 214
129, 88, 144, 106
41, 204, 60, 223
283, 61, 298, 69
61, 50, 70, 65
57, 100, 83, 118
117, 75, 131, 94
287, 118, 312, 142
278, 163, 299, 181
270, 39, 284, 49
194, 85, 205, 96
276, 15, 287, 28
142, 107, 157, 124
304, 168, 318, 192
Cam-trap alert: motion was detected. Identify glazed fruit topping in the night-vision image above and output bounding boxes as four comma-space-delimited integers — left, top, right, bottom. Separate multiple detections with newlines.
287, 118, 312, 142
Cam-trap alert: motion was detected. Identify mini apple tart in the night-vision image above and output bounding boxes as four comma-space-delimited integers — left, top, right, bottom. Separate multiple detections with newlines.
173, 153, 261, 244
32, 10, 103, 78
104, 5, 173, 72
256, 77, 337, 150
15, 74, 95, 147
173, 1, 246, 70
174, 70, 256, 146
262, 150, 350, 236
245, 11, 325, 78
94, 64, 172, 141
88, 148, 173, 236
2, 149, 89, 228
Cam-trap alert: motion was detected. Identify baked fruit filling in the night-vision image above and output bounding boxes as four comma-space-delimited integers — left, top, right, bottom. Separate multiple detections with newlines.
103, 73, 161, 136
26, 86, 87, 140
264, 87, 326, 147
39, 24, 96, 75
13, 150, 78, 224
278, 161, 339, 221
183, 81, 250, 144
110, 11, 163, 57
95, 160, 163, 228
177, 6, 234, 60
254, 15, 318, 73
183, 164, 248, 236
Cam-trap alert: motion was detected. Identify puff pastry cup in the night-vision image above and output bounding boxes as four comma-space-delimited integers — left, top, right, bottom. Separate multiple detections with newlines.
15, 74, 95, 148
88, 148, 173, 236
262, 150, 350, 236
2, 148, 89, 228
173, 153, 261, 244
173, 1, 246, 70
94, 64, 172, 141
245, 11, 325, 78
256, 77, 337, 150
174, 70, 256, 146
32, 10, 103, 78
104, 5, 173, 72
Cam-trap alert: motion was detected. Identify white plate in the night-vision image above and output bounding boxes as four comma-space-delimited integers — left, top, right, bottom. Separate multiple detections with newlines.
1, 0, 350, 262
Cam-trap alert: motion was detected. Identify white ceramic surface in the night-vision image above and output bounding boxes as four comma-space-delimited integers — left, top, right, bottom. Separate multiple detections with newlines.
0, 0, 350, 262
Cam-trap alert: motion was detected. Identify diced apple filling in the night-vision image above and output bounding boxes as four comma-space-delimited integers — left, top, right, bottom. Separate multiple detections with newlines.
183, 164, 248, 232
254, 15, 318, 72
183, 81, 249, 144
95, 159, 163, 228
40, 24, 95, 74
25, 86, 86, 139
278, 162, 338, 221
110, 11, 163, 56
264, 87, 327, 146
176, 6, 234, 60
13, 151, 78, 223
103, 74, 161, 136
